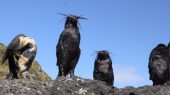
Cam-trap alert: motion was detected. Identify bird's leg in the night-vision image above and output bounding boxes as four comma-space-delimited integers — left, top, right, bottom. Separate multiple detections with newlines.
61, 70, 65, 76
57, 68, 62, 77
70, 69, 75, 77
7, 56, 19, 80
17, 71, 23, 79
153, 82, 157, 86
6, 72, 14, 80
166, 80, 170, 85
20, 73, 24, 79
59, 65, 65, 76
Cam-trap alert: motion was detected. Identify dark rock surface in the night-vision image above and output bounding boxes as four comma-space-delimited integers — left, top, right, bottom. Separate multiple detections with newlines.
114, 85, 170, 95
0, 79, 53, 95
0, 77, 113, 95
50, 76, 113, 95
1, 77, 170, 95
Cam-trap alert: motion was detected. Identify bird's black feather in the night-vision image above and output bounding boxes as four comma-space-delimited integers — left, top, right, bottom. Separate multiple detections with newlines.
56, 15, 81, 77
93, 51, 114, 87
148, 44, 170, 85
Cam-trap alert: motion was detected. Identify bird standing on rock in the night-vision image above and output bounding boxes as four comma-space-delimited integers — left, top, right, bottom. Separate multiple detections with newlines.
56, 14, 86, 77
148, 44, 170, 85
1, 34, 37, 79
93, 50, 114, 87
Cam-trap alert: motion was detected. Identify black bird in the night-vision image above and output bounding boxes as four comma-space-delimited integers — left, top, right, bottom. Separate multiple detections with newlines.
93, 50, 114, 86
56, 14, 86, 77
148, 44, 170, 85
1, 34, 37, 79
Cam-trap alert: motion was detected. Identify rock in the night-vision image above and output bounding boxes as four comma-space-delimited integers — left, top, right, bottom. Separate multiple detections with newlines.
1, 76, 170, 95
0, 77, 113, 95
0, 79, 53, 95
115, 85, 170, 95
49, 76, 113, 95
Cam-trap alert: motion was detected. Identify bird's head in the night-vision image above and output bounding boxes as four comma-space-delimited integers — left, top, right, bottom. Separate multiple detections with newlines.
58, 13, 87, 28
157, 44, 166, 48
97, 50, 110, 60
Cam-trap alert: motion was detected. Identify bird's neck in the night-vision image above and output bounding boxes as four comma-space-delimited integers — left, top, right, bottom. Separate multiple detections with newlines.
65, 24, 79, 31
65, 21, 78, 28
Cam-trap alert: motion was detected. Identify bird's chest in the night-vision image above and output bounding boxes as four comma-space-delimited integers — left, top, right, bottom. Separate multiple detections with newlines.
153, 58, 168, 73
69, 31, 80, 40
66, 27, 80, 38
97, 59, 110, 73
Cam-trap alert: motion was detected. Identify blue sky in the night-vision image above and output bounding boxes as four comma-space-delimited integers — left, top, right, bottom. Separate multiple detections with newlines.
0, 0, 170, 88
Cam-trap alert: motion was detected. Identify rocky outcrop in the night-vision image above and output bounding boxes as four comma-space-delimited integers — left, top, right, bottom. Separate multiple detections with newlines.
114, 85, 170, 95
0, 79, 52, 95
50, 76, 113, 95
0, 77, 113, 95
1, 76, 170, 95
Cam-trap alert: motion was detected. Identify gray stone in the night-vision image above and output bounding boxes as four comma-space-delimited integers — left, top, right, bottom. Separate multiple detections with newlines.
49, 76, 113, 95
1, 76, 170, 95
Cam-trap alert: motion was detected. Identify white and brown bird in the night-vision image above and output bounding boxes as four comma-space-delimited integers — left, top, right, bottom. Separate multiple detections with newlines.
1, 34, 37, 79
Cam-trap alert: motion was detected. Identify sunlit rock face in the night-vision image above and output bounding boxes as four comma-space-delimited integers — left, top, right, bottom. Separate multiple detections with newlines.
0, 79, 52, 95
1, 76, 170, 95
114, 85, 170, 95
50, 76, 114, 95
0, 77, 113, 95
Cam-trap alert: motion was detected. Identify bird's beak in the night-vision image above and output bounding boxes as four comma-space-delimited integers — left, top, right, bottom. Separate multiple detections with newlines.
58, 13, 68, 17
78, 16, 88, 20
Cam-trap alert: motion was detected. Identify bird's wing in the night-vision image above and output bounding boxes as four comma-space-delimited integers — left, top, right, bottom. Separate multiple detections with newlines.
69, 47, 81, 70
56, 31, 70, 66
148, 49, 155, 80
1, 35, 22, 64
7, 34, 25, 52
19, 49, 36, 70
